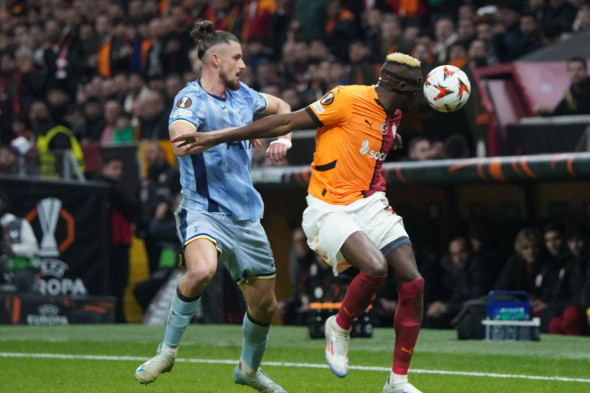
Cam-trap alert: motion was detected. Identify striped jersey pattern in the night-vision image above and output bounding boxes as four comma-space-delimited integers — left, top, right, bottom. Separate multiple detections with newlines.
169, 80, 268, 220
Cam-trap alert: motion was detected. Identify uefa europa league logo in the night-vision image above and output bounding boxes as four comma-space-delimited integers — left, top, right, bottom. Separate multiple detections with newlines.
37, 197, 62, 257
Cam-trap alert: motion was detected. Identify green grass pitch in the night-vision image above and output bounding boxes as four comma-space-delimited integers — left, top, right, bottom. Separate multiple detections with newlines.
1, 324, 589, 392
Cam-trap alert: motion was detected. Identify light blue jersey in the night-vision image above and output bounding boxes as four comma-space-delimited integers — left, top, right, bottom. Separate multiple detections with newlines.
169, 81, 268, 220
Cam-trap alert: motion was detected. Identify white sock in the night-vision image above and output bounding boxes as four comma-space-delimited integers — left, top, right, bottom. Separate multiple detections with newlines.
389, 371, 408, 386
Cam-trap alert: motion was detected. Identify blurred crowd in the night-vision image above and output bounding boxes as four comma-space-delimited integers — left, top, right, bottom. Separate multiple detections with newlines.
1, 0, 590, 171
280, 220, 590, 336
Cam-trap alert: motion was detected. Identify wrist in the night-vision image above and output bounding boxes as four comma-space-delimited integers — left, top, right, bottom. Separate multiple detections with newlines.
269, 138, 292, 150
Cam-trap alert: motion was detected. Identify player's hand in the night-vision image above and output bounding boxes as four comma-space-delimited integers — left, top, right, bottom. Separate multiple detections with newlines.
170, 133, 212, 155
266, 138, 291, 163
393, 133, 403, 150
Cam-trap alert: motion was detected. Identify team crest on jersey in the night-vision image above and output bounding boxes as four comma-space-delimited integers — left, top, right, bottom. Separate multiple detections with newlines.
177, 97, 192, 108
380, 121, 396, 135
320, 92, 334, 106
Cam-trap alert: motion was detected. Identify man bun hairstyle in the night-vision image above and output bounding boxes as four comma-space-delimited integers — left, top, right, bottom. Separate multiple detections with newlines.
190, 20, 240, 60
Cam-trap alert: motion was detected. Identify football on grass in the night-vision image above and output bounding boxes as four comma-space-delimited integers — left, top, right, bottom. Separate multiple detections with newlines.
423, 65, 471, 113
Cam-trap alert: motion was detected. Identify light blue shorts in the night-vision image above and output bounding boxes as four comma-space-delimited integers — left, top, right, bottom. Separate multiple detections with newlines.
175, 208, 276, 284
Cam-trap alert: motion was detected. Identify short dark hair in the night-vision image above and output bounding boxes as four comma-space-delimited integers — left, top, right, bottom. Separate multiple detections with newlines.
567, 56, 587, 70
101, 154, 123, 167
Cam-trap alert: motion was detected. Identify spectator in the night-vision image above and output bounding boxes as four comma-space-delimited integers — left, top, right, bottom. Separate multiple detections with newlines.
543, 222, 586, 335
362, 8, 385, 61
112, 112, 136, 145
137, 142, 180, 274
457, 18, 476, 43
444, 133, 470, 159
433, 17, 458, 64
447, 41, 468, 69
379, 14, 403, 59
14, 46, 46, 120
423, 236, 494, 329
133, 193, 181, 312
404, 136, 431, 161
535, 57, 590, 116
280, 87, 304, 112
277, 226, 318, 325
542, 0, 578, 35
42, 18, 84, 98
123, 72, 151, 121
136, 90, 169, 140
467, 39, 489, 68
29, 99, 85, 178
160, 5, 193, 76
75, 97, 105, 143
268, 0, 295, 60
495, 227, 551, 317
572, 2, 590, 32
89, 154, 138, 323
565, 222, 590, 277
0, 190, 40, 293
0, 146, 20, 175
100, 99, 122, 145
475, 21, 499, 65
491, 3, 526, 63
520, 12, 544, 55
293, 0, 328, 42
240, 0, 277, 45
325, 0, 359, 61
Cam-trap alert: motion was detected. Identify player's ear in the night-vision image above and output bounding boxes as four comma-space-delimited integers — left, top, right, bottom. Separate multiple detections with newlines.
210, 53, 220, 67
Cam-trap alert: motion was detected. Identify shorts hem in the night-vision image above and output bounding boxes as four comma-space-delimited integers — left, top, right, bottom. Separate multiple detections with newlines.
380, 236, 411, 257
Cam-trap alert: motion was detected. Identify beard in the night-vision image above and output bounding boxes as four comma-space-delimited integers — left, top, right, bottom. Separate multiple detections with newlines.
219, 68, 240, 91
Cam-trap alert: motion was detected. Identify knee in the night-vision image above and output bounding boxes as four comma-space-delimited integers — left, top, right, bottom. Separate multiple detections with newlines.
184, 263, 216, 290
249, 294, 278, 320
363, 254, 388, 276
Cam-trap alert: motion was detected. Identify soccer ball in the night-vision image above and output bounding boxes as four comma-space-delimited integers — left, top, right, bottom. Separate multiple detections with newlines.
423, 65, 471, 113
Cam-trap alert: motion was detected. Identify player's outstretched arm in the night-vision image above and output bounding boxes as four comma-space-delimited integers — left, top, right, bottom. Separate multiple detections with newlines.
262, 93, 293, 163
171, 109, 314, 156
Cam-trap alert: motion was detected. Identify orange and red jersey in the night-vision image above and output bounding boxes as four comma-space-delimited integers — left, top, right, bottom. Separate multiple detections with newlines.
304, 85, 402, 205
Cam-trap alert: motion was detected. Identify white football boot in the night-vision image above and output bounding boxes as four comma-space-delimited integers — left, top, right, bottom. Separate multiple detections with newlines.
324, 315, 351, 378
135, 343, 177, 384
232, 360, 287, 392
382, 374, 423, 393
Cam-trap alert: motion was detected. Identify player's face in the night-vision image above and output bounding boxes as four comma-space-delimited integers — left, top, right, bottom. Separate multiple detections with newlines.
381, 64, 423, 112
218, 41, 246, 91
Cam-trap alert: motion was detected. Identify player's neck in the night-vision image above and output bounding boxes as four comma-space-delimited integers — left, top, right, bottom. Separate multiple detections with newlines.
375, 87, 398, 115
200, 72, 227, 99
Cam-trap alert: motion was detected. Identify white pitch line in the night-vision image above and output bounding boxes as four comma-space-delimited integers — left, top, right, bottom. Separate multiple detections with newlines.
1, 352, 589, 384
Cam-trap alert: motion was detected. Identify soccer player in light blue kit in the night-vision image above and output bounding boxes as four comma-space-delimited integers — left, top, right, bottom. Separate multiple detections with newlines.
135, 20, 292, 393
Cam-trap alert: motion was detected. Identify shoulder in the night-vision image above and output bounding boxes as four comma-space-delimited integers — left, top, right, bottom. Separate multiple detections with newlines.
175, 81, 203, 101
235, 81, 262, 98
331, 85, 373, 100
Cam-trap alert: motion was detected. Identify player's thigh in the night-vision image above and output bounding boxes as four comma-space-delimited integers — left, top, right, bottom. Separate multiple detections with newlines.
340, 231, 387, 275
183, 238, 219, 278
240, 277, 277, 321
386, 244, 422, 286
176, 208, 222, 282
